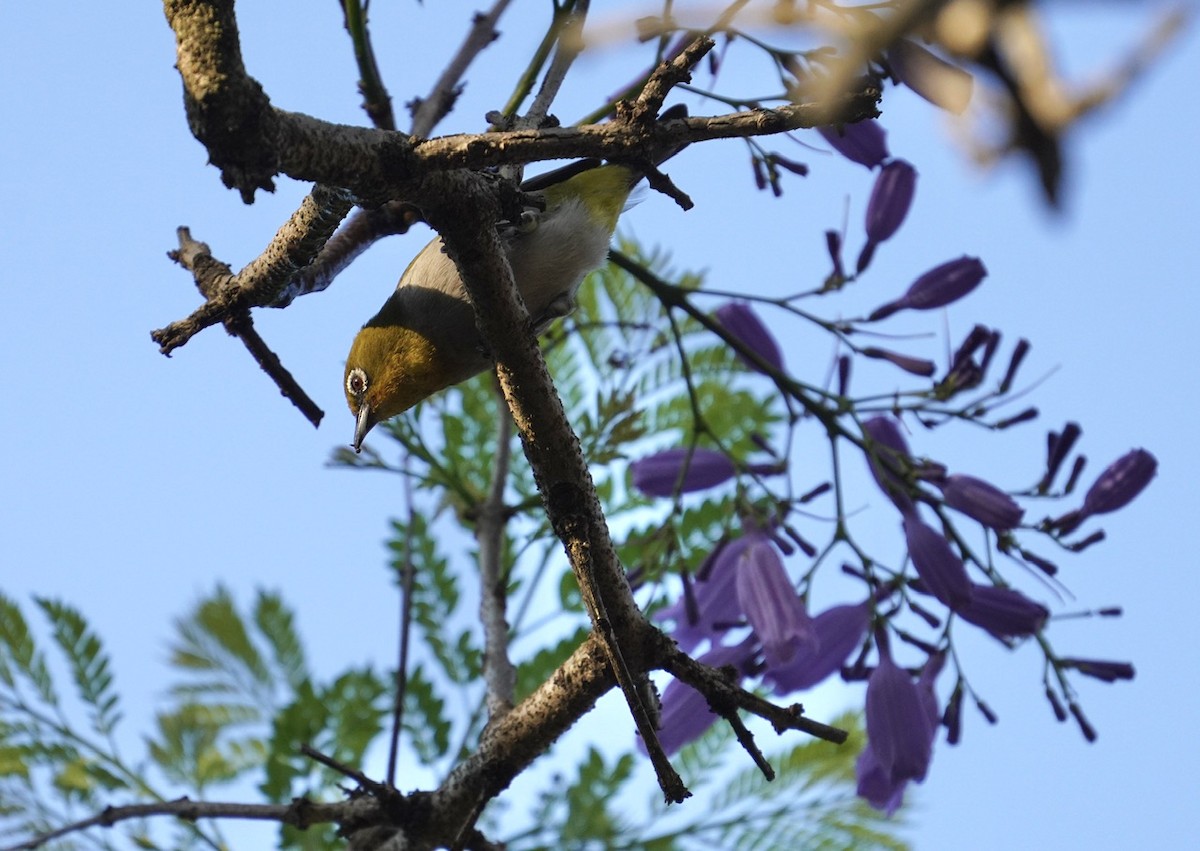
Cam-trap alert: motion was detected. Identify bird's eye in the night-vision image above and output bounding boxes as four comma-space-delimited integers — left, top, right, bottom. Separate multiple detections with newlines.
516, 210, 539, 233
347, 367, 368, 397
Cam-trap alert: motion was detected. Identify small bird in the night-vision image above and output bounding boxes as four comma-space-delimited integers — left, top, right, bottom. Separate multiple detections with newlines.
344, 160, 660, 452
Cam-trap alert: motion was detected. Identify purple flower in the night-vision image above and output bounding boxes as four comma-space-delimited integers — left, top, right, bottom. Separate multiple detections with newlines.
887, 38, 974, 114
861, 347, 937, 377
864, 632, 933, 786
734, 534, 815, 667
957, 584, 1048, 640
714, 301, 785, 373
649, 637, 759, 755
654, 538, 747, 652
855, 745, 906, 815
903, 514, 973, 610
869, 257, 987, 321
818, 119, 889, 169
862, 416, 915, 513
938, 474, 1024, 530
1082, 449, 1157, 516
1059, 657, 1136, 683
858, 160, 917, 272
857, 647, 943, 814
766, 601, 870, 694
631, 448, 736, 497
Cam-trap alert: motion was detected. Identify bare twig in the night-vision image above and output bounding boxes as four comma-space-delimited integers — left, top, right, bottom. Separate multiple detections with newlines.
0, 795, 364, 851
411, 0, 515, 137
165, 227, 324, 426
341, 0, 397, 130
524, 0, 590, 129
477, 394, 518, 720
387, 462, 418, 787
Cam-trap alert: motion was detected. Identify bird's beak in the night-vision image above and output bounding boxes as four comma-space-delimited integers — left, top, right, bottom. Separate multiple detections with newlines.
353, 403, 376, 454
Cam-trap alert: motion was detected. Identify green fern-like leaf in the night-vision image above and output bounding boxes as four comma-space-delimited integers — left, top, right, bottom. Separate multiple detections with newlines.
34, 597, 121, 736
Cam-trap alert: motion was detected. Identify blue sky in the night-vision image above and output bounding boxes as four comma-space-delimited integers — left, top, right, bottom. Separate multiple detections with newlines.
2, 3, 1197, 849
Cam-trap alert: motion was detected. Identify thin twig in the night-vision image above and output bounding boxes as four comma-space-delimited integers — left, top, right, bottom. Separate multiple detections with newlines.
341, 0, 397, 130
0, 795, 355, 851
166, 227, 324, 427
477, 388, 518, 720
411, 0, 515, 137
524, 0, 590, 128
387, 458, 417, 787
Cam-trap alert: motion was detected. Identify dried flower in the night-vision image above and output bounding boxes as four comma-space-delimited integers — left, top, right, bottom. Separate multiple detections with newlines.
903, 514, 973, 610
938, 474, 1024, 530
631, 448, 736, 497
818, 119, 889, 169
714, 301, 785, 373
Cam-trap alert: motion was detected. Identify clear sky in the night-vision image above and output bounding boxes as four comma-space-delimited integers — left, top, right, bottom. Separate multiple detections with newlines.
1, 3, 1197, 850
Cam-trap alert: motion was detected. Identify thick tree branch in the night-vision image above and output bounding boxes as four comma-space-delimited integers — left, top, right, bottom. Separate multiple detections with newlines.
417, 169, 688, 802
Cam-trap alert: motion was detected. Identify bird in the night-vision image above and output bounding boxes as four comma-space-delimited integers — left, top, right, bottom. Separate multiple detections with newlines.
343, 156, 675, 453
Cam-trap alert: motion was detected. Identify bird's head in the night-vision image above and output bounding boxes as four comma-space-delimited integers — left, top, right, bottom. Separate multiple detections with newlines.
344, 323, 447, 452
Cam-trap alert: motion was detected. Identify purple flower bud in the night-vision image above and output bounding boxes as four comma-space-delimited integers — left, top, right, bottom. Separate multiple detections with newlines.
938, 474, 1024, 530
714, 301, 785, 373
957, 584, 1048, 640
861, 346, 937, 377
1060, 657, 1136, 683
862, 416, 915, 513
887, 38, 974, 114
865, 633, 933, 785
865, 160, 917, 244
818, 119, 889, 169
1081, 449, 1157, 516
870, 257, 986, 320
903, 515, 973, 610
650, 637, 759, 755
631, 448, 736, 497
766, 601, 871, 694
734, 534, 816, 667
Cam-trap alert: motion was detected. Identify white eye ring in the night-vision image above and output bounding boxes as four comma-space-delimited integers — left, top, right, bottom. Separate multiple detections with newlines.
347, 367, 368, 398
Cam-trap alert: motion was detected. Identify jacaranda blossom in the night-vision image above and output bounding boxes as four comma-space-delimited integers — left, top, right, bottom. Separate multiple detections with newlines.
863, 416, 915, 513
869, 256, 987, 321
1082, 449, 1157, 516
864, 632, 933, 786
903, 514, 973, 610
654, 537, 748, 653
631, 448, 736, 497
938, 474, 1024, 530
1059, 657, 1136, 683
818, 119, 889, 169
714, 301, 785, 373
734, 533, 815, 667
766, 601, 870, 694
858, 646, 943, 814
858, 159, 917, 272
957, 583, 1048, 640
